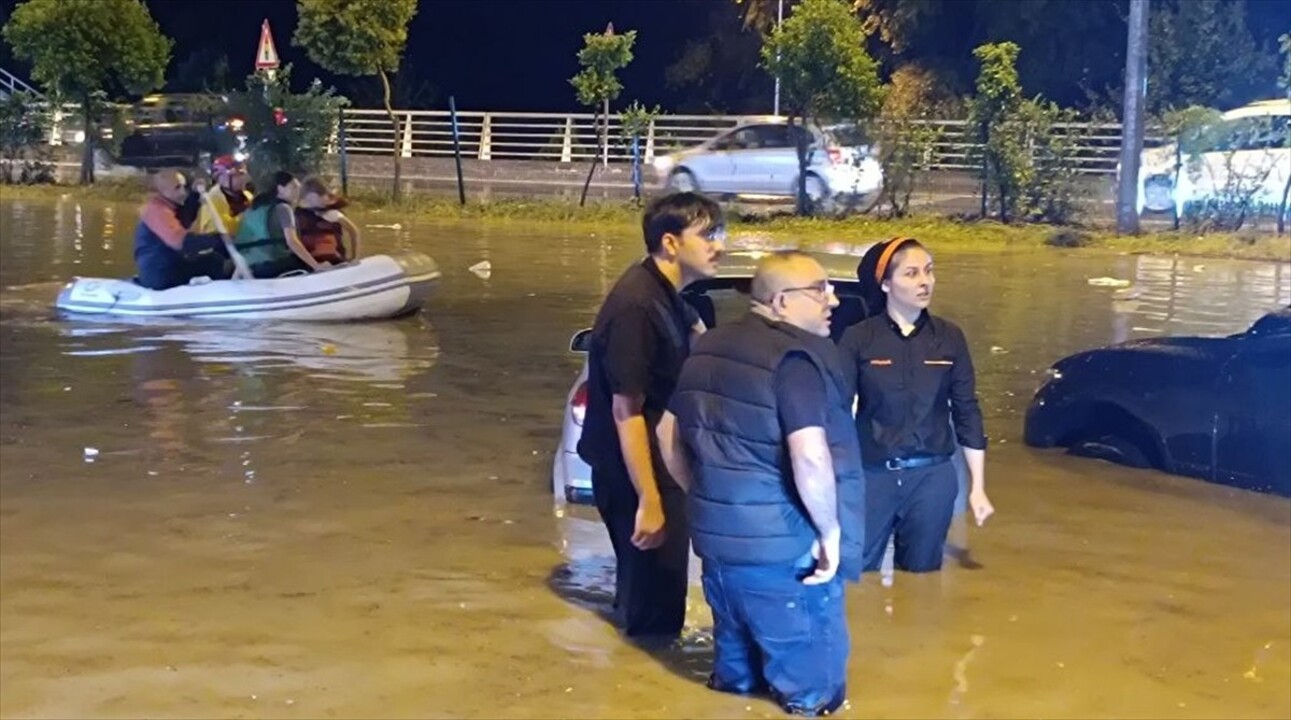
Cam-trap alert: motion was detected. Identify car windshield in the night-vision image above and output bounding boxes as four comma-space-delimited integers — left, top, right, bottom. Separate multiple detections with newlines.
1187, 116, 1289, 153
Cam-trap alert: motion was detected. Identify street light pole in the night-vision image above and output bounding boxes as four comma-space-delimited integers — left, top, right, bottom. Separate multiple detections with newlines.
773, 0, 783, 116
1116, 0, 1149, 235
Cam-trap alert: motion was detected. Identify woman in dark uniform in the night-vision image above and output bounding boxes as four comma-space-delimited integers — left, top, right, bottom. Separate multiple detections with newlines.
840, 237, 995, 573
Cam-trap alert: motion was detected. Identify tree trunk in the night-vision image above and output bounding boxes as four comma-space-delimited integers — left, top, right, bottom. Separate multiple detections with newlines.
792, 115, 809, 216
381, 70, 402, 203
1115, 0, 1149, 235
80, 99, 95, 185
601, 97, 609, 168
579, 108, 599, 207
1278, 174, 1290, 235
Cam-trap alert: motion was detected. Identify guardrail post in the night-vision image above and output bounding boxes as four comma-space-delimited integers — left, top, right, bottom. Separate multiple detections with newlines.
560, 116, 573, 163
478, 113, 492, 160
644, 119, 656, 163
400, 111, 414, 158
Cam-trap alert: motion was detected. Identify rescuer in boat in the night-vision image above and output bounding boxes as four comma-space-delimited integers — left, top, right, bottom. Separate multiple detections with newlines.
196, 155, 253, 233
133, 168, 234, 291
234, 171, 329, 278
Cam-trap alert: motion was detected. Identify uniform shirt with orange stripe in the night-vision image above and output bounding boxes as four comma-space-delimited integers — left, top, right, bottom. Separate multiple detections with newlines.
838, 310, 986, 463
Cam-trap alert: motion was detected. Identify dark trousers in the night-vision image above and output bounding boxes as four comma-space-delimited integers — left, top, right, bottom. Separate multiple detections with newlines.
862, 460, 958, 573
591, 468, 690, 638
137, 246, 232, 291
701, 557, 848, 716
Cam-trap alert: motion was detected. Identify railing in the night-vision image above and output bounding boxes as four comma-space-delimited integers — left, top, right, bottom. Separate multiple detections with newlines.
340, 109, 1159, 176
0, 67, 42, 99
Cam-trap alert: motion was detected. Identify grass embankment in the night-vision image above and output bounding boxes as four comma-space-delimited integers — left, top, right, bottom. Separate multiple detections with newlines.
3, 181, 1288, 262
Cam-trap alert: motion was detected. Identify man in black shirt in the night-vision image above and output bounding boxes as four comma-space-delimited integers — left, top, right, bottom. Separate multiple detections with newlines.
576, 191, 726, 639
658, 252, 865, 716
839, 237, 994, 573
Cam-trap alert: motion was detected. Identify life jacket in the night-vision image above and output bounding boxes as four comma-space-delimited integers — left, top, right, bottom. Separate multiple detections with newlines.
195, 186, 252, 236
232, 199, 295, 270
295, 205, 347, 264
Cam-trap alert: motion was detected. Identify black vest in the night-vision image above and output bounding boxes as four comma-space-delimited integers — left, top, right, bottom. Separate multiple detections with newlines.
671, 314, 866, 580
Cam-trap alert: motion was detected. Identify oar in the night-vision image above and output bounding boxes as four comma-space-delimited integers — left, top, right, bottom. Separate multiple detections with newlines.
201, 190, 253, 280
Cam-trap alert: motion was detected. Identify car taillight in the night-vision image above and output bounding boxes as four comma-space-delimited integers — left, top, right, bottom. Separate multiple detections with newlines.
570, 381, 588, 426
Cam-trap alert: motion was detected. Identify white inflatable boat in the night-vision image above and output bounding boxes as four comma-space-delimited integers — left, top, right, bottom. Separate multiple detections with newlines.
55, 251, 440, 321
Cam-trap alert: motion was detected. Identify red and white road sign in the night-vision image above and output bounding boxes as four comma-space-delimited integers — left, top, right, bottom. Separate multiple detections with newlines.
255, 19, 280, 71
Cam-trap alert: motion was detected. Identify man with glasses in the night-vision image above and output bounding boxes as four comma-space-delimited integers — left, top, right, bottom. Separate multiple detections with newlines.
657, 251, 865, 716
134, 169, 233, 291
576, 191, 726, 640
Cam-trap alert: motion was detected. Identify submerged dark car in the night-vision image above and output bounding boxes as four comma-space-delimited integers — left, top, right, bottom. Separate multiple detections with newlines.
1024, 306, 1291, 497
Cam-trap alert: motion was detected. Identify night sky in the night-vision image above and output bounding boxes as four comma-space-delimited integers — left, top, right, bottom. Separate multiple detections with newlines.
3, 0, 1290, 113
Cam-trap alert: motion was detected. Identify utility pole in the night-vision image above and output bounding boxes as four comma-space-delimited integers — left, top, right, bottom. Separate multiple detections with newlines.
1116, 0, 1149, 235
773, 0, 784, 116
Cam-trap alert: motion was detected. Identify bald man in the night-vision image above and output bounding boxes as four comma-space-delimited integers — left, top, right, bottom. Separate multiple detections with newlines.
658, 251, 865, 716
134, 169, 232, 290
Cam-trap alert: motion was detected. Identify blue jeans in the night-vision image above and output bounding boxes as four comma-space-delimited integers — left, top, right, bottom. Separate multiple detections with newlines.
700, 556, 848, 716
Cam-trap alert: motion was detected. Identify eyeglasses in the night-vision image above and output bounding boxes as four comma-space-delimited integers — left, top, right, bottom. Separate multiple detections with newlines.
780, 281, 834, 300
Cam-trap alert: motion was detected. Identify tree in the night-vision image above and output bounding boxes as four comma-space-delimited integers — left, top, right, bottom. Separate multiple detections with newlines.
874, 64, 950, 218
570, 23, 636, 205
294, 0, 419, 202
620, 101, 660, 202
1147, 0, 1276, 115
571, 24, 637, 166
968, 42, 1023, 220
228, 65, 348, 186
3, 0, 171, 184
761, 0, 884, 215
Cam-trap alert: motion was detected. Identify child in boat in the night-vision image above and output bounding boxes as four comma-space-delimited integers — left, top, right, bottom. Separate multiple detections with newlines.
296, 177, 362, 265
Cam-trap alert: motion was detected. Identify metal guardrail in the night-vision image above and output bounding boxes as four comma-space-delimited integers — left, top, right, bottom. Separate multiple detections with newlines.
0, 68, 42, 99
340, 109, 1158, 176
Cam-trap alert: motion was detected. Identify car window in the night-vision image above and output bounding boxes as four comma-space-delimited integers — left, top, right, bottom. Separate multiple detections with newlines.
752, 124, 792, 149
713, 127, 759, 151
824, 124, 872, 148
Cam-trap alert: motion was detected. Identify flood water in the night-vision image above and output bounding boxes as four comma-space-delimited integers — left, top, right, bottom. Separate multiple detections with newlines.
1, 195, 1289, 720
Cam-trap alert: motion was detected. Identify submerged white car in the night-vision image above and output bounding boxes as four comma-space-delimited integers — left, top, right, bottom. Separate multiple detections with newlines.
552, 249, 875, 505
1136, 99, 1291, 216
653, 120, 884, 215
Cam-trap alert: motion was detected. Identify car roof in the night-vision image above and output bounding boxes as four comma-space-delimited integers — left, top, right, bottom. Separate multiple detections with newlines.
1221, 99, 1291, 120
710, 248, 874, 283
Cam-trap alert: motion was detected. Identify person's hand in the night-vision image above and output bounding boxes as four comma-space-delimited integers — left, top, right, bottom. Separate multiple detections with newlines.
631, 493, 666, 550
803, 528, 841, 585
969, 490, 994, 527
313, 261, 333, 271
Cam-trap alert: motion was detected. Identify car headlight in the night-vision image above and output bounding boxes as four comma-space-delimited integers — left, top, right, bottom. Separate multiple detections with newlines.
653, 155, 675, 175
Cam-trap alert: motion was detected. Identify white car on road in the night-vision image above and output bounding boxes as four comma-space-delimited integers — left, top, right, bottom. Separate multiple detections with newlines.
1136, 99, 1290, 216
552, 249, 876, 505
653, 120, 884, 215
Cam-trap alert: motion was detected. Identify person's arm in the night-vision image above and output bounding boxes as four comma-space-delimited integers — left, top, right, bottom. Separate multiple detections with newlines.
338, 213, 361, 260
602, 308, 667, 550
778, 354, 839, 584
278, 205, 324, 271
141, 200, 189, 251
948, 325, 993, 526
656, 410, 692, 494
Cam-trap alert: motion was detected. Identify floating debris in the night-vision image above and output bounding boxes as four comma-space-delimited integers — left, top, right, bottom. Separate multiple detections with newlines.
1087, 277, 1131, 288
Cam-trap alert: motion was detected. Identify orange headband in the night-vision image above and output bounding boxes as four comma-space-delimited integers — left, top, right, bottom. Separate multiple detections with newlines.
874, 236, 913, 284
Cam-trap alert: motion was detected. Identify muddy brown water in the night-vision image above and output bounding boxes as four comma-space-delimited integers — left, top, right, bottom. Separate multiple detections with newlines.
1, 195, 1288, 719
